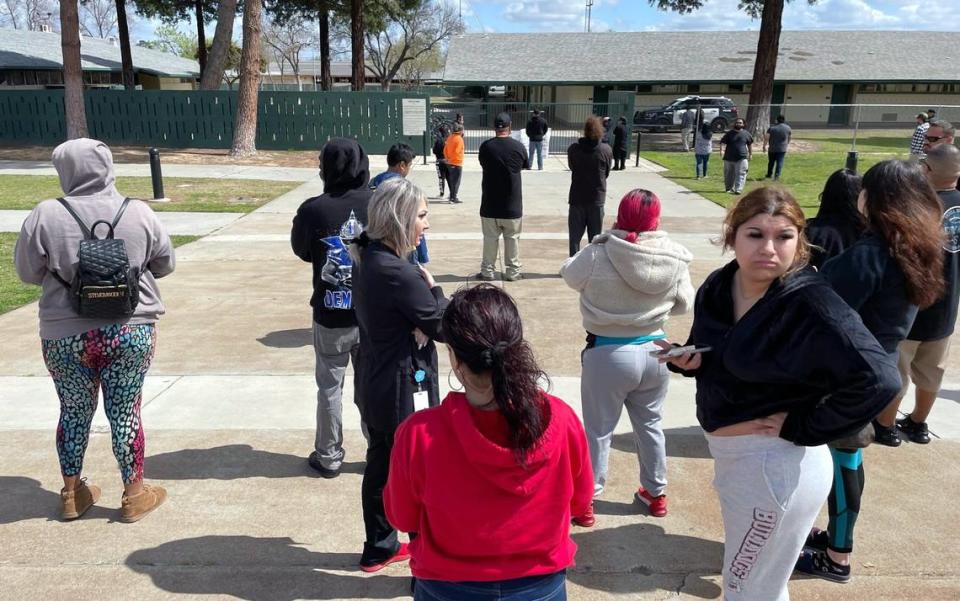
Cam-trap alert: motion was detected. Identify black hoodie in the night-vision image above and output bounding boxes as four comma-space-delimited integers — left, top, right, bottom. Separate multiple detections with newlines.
291, 138, 372, 328
670, 261, 900, 446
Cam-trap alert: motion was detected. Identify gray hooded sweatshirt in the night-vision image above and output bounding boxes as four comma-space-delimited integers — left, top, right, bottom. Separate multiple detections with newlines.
14, 138, 175, 340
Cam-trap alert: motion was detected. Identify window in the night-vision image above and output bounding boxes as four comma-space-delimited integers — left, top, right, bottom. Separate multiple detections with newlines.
687, 84, 700, 94
636, 84, 652, 93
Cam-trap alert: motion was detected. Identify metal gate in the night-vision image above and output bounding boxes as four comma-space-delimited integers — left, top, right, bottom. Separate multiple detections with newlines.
431, 95, 634, 155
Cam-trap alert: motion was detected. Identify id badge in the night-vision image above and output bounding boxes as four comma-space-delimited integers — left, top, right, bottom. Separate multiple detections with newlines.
413, 391, 430, 412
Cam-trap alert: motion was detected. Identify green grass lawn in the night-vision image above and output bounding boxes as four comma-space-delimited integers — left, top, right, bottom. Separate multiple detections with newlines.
644, 149, 905, 216
0, 233, 199, 315
792, 129, 913, 154
0, 176, 299, 212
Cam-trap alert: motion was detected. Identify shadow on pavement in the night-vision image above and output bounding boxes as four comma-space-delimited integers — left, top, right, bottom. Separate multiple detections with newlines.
126, 535, 407, 600
257, 328, 313, 349
0, 476, 115, 524
612, 426, 711, 459
570, 523, 722, 598
145, 445, 365, 480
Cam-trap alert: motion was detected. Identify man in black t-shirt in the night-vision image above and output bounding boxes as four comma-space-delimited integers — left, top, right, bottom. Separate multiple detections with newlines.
878, 144, 960, 445
478, 113, 530, 281
719, 118, 753, 194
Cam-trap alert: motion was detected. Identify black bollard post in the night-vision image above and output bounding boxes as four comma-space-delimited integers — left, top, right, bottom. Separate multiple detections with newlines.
149, 147, 165, 200
634, 129, 641, 167
845, 151, 859, 174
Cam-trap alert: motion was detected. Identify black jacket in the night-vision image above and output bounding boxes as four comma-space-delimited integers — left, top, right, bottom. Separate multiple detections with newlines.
567, 138, 613, 206
291, 138, 371, 328
354, 240, 448, 432
612, 123, 628, 153
525, 116, 548, 141
821, 233, 917, 355
670, 261, 900, 446
432, 136, 446, 161
806, 214, 863, 271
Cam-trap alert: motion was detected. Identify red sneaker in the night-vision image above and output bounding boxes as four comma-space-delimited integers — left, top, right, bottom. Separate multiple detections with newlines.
572, 503, 596, 527
635, 487, 668, 517
359, 542, 411, 573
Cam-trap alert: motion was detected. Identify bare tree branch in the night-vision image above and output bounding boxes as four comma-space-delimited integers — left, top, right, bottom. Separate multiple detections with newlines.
364, 0, 462, 90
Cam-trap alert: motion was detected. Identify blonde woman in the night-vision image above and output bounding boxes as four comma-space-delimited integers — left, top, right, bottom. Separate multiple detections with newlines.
350, 177, 449, 572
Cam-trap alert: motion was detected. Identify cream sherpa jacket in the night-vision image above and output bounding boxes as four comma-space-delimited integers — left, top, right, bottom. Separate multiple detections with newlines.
560, 229, 694, 337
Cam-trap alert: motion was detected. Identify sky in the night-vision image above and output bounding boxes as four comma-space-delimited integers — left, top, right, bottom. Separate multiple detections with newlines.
455, 0, 960, 34
122, 0, 957, 50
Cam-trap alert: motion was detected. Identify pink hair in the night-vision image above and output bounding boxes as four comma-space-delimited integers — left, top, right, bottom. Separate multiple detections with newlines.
615, 189, 662, 243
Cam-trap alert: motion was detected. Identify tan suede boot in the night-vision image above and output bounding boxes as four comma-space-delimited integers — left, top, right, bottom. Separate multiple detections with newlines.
120, 483, 167, 523
61, 478, 101, 520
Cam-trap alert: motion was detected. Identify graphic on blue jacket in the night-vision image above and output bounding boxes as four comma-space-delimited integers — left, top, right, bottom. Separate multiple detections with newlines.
321, 210, 364, 310
943, 206, 960, 253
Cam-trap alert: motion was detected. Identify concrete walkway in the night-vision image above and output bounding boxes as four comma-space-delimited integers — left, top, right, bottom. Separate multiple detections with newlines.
1, 162, 959, 600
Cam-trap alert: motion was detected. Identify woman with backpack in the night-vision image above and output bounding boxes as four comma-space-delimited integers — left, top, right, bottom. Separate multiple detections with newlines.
659, 187, 900, 600
796, 160, 945, 584
561, 189, 694, 521
14, 138, 175, 522
385, 284, 593, 600
350, 177, 449, 572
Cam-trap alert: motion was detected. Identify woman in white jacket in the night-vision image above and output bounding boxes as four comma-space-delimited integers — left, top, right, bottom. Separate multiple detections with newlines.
561, 189, 694, 524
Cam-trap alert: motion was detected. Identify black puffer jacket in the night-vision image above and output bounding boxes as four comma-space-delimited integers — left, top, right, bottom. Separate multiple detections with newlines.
670, 261, 900, 446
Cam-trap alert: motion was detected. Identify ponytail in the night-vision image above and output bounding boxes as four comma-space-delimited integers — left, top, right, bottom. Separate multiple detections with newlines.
443, 285, 549, 465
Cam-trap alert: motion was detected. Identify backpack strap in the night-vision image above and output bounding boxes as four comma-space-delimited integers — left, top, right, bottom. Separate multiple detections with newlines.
111, 197, 132, 230
57, 197, 91, 239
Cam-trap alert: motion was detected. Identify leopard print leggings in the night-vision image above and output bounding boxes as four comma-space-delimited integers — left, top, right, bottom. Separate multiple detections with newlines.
42, 324, 156, 484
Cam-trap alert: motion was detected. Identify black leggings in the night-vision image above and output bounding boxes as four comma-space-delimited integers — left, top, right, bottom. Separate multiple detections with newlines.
361, 425, 399, 564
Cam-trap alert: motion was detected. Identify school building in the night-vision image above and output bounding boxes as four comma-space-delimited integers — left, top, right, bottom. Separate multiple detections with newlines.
0, 27, 199, 90
442, 31, 960, 127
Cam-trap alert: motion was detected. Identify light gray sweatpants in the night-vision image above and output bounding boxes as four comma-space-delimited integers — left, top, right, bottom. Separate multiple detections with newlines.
723, 159, 749, 193
313, 322, 362, 471
581, 342, 669, 497
707, 434, 832, 601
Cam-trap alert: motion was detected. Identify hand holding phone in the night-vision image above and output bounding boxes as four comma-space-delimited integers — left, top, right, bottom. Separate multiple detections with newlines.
650, 339, 708, 370
649, 344, 712, 359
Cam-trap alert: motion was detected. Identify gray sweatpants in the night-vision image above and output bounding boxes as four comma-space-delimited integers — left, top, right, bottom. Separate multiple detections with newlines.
723, 159, 749, 193
581, 343, 669, 497
707, 434, 832, 601
313, 322, 362, 471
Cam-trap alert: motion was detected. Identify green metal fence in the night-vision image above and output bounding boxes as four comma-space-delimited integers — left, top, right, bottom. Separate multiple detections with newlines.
0, 90, 431, 154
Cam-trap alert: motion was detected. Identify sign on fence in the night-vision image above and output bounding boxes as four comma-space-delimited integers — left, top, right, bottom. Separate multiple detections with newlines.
401, 98, 427, 136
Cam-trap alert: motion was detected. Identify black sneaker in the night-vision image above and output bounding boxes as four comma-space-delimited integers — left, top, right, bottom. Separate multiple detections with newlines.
804, 528, 829, 552
307, 452, 340, 479
475, 272, 495, 282
897, 415, 931, 444
873, 420, 901, 447
450, 197, 462, 204
795, 549, 851, 584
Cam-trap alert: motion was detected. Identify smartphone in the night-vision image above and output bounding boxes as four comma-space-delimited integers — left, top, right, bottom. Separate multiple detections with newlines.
649, 345, 712, 359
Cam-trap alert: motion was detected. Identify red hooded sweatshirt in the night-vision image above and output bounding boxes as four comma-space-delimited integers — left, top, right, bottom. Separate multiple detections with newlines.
384, 391, 594, 582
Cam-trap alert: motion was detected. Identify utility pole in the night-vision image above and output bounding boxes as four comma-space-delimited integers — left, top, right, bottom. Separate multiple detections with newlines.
584, 0, 594, 33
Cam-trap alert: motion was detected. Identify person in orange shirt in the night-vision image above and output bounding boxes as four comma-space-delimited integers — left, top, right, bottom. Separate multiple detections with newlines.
443, 123, 465, 204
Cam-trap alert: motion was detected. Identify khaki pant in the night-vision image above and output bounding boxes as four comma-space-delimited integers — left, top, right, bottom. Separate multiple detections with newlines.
481, 217, 522, 278
898, 336, 952, 394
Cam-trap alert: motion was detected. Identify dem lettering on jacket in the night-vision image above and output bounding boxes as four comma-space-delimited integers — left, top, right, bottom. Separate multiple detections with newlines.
727, 508, 779, 592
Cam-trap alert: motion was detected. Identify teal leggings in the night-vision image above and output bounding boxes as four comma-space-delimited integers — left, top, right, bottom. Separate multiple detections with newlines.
827, 448, 864, 553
